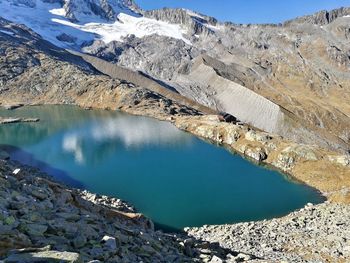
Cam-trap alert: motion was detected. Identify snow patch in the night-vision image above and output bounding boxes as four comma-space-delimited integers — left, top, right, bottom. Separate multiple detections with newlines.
185, 9, 205, 20
49, 8, 66, 16
0, 29, 15, 35
0, 0, 191, 49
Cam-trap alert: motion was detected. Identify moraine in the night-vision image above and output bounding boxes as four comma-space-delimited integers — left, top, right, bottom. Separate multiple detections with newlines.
0, 105, 323, 231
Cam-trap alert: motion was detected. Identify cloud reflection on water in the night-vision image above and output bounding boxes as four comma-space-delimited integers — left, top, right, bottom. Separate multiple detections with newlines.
62, 115, 193, 164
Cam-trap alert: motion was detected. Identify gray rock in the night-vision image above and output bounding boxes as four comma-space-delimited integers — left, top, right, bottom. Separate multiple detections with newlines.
5, 250, 82, 262
26, 224, 48, 236
72, 235, 87, 249
101, 235, 117, 252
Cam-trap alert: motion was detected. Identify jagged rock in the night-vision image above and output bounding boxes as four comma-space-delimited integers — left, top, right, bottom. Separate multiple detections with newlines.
101, 235, 118, 252
25, 224, 48, 236
72, 235, 87, 249
285, 7, 350, 25
239, 145, 268, 162
245, 130, 272, 143
187, 202, 350, 262
0, 160, 208, 261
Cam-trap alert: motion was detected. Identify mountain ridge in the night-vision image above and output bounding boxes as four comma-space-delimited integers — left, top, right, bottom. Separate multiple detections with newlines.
0, 1, 350, 153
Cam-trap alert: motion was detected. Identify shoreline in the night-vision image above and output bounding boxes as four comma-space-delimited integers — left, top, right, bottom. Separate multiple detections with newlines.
0, 103, 331, 200
1, 102, 349, 201
0, 159, 256, 262
0, 96, 349, 261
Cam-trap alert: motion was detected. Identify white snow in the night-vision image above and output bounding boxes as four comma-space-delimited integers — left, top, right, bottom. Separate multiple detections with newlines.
185, 9, 205, 20
51, 13, 191, 45
343, 15, 350, 18
0, 0, 191, 49
12, 168, 21, 175
49, 8, 66, 16
0, 29, 15, 35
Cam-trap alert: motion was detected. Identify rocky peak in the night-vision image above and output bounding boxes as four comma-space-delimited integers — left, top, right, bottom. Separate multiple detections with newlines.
4, 0, 140, 22
62, 0, 140, 22
144, 8, 218, 36
284, 7, 350, 26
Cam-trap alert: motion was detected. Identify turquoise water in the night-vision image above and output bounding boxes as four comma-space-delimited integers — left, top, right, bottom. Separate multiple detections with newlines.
0, 106, 323, 231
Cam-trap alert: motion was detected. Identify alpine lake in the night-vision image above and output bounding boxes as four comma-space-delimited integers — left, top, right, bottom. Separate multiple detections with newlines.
0, 106, 323, 231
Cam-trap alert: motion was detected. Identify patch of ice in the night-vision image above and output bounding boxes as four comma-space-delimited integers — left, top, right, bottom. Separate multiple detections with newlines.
49, 7, 66, 16
185, 9, 205, 20
0, 29, 15, 35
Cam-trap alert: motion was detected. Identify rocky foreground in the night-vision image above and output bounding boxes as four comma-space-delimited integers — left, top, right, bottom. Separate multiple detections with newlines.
186, 202, 350, 262
2, 157, 350, 263
0, 159, 258, 263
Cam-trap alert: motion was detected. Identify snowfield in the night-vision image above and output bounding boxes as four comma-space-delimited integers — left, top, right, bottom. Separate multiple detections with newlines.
0, 0, 191, 49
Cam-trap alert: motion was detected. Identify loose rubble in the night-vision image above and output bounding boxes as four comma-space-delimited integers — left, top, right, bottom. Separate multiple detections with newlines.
186, 202, 350, 262
0, 159, 254, 262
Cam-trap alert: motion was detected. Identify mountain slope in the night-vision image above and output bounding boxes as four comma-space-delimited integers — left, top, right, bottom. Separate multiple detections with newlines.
0, 17, 201, 119
0, 0, 350, 152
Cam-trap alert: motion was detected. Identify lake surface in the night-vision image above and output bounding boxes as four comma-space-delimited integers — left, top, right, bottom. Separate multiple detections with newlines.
0, 106, 323, 231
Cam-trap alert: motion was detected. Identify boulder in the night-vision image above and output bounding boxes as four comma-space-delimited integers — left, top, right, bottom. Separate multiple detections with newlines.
274, 144, 319, 170
101, 235, 118, 252
25, 224, 48, 236
240, 145, 268, 162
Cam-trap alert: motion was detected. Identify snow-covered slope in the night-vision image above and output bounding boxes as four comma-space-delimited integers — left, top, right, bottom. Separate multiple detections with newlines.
0, 0, 191, 48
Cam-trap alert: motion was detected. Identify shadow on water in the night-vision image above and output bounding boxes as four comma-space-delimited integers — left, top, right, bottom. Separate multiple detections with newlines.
154, 222, 182, 233
0, 144, 84, 189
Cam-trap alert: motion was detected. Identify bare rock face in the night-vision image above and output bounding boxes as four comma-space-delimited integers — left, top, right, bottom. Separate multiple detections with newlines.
144, 8, 217, 36
284, 7, 350, 25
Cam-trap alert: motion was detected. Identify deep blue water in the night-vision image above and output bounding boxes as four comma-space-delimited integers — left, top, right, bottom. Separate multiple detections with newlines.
0, 106, 323, 231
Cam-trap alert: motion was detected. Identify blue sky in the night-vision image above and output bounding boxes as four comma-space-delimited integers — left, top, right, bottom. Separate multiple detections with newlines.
137, 0, 350, 24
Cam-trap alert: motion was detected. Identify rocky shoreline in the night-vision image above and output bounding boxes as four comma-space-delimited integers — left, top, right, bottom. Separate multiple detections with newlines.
1, 100, 349, 262
174, 115, 350, 204
1, 159, 257, 262
186, 202, 350, 262
1, 155, 350, 262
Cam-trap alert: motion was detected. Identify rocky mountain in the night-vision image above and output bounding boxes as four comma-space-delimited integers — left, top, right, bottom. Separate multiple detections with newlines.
1, 3, 350, 262
0, 0, 350, 153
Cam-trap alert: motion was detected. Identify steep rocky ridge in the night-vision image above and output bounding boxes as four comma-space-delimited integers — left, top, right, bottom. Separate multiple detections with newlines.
284, 7, 350, 25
